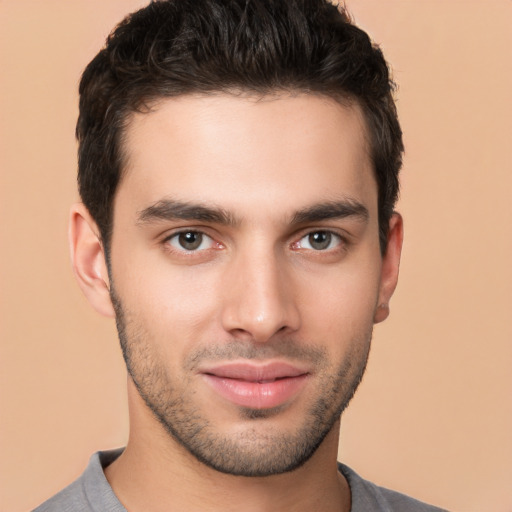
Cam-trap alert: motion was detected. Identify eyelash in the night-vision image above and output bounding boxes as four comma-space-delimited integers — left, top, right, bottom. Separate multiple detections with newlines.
162, 228, 348, 256
163, 230, 220, 254
293, 231, 345, 252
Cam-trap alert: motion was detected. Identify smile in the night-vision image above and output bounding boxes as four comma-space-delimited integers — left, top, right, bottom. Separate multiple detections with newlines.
200, 362, 310, 409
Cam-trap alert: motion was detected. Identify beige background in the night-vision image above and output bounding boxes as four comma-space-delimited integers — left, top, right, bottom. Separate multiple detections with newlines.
1, 1, 511, 511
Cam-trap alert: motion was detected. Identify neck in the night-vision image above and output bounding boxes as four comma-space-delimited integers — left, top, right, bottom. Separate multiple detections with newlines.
105, 380, 350, 512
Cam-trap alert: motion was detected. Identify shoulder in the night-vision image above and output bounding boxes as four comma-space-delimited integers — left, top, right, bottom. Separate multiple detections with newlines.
33, 476, 89, 512
32, 450, 125, 512
339, 463, 449, 512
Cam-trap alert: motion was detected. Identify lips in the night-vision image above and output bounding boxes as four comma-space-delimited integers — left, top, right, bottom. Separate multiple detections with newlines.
200, 362, 309, 409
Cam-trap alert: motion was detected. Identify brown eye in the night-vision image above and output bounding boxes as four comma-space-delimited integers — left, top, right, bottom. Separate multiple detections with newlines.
297, 231, 341, 251
168, 231, 213, 251
179, 232, 202, 250
308, 231, 331, 250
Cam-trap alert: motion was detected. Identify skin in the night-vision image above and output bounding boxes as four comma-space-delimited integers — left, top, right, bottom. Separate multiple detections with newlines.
70, 93, 403, 512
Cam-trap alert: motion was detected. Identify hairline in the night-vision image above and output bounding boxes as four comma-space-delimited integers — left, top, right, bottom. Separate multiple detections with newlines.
102, 88, 380, 257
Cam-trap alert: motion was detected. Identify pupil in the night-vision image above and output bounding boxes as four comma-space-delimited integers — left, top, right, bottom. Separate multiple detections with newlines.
179, 232, 202, 250
309, 231, 331, 250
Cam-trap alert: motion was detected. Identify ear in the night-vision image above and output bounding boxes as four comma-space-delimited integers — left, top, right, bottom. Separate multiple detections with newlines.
69, 203, 115, 317
373, 212, 403, 324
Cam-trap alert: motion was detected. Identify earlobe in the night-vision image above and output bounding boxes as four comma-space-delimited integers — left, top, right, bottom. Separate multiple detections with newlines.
69, 203, 115, 317
374, 212, 403, 324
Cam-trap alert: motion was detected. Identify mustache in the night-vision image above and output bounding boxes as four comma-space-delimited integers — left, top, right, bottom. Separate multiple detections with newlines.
184, 338, 328, 371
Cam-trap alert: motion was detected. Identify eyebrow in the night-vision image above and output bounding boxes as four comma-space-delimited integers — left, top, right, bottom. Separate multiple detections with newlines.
137, 199, 238, 226
290, 199, 369, 225
137, 197, 369, 228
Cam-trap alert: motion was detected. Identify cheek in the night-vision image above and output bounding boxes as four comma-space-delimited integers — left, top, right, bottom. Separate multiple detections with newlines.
118, 257, 224, 341
297, 259, 381, 344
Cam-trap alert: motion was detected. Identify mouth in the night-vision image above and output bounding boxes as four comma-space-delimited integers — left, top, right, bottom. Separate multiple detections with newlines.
200, 362, 310, 409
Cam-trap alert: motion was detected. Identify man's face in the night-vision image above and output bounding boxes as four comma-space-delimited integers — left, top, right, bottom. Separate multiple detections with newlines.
107, 93, 392, 476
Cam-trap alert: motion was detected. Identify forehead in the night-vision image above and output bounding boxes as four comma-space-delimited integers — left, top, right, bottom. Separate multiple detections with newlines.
117, 93, 376, 220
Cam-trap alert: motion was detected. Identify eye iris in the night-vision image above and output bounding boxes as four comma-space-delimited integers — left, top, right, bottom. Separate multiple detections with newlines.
178, 232, 202, 250
309, 231, 331, 250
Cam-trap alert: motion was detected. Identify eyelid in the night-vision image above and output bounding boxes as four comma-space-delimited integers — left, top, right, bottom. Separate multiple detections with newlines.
162, 228, 221, 253
161, 226, 213, 242
291, 228, 349, 252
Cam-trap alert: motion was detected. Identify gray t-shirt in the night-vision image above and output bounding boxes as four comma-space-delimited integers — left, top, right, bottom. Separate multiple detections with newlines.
33, 449, 448, 511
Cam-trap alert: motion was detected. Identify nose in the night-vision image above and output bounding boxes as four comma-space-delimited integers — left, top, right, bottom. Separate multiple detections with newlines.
220, 249, 301, 343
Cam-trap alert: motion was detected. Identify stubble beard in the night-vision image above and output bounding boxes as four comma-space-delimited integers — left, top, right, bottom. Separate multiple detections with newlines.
111, 287, 372, 477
